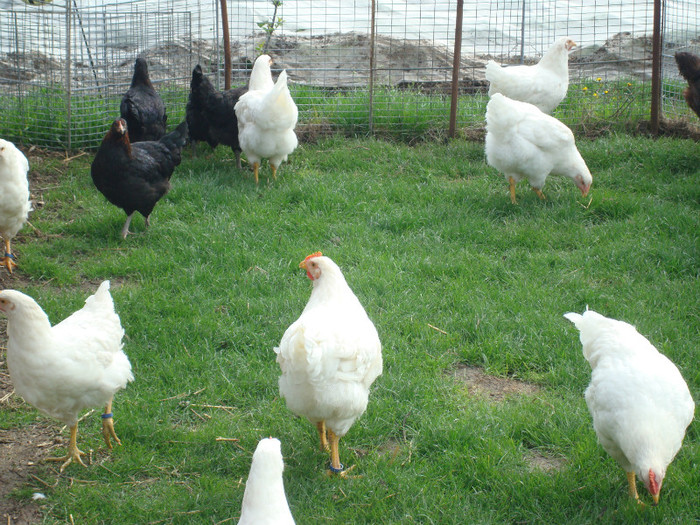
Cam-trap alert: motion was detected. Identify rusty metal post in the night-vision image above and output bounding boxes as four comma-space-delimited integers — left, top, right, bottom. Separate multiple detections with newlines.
220, 0, 231, 90
448, 0, 464, 138
650, 0, 663, 134
368, 0, 376, 134
65, 1, 72, 150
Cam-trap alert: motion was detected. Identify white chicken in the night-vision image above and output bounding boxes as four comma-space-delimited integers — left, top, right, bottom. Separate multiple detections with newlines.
0, 138, 31, 273
0, 281, 133, 471
486, 36, 576, 114
235, 54, 298, 184
564, 309, 695, 505
485, 93, 592, 204
275, 252, 383, 475
238, 437, 295, 525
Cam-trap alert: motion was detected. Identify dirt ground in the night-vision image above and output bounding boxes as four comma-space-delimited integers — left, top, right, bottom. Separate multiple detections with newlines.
0, 151, 71, 525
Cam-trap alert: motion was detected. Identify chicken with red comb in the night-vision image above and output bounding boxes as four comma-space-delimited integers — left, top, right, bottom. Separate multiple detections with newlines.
564, 309, 695, 505
275, 252, 382, 475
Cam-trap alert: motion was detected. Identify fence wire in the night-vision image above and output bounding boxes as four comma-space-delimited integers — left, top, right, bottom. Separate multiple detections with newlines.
661, 0, 700, 123
0, 0, 697, 150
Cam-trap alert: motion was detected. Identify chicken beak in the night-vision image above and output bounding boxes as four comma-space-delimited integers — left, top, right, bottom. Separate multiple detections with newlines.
299, 260, 307, 270
652, 493, 660, 506
580, 185, 590, 197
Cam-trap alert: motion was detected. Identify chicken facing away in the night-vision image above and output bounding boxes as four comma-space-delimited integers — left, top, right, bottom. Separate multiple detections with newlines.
120, 58, 167, 143
186, 64, 248, 168
0, 281, 133, 472
237, 438, 295, 525
564, 309, 695, 505
674, 51, 700, 119
486, 37, 576, 114
485, 93, 592, 203
0, 139, 30, 273
235, 55, 298, 184
91, 118, 188, 239
275, 252, 383, 475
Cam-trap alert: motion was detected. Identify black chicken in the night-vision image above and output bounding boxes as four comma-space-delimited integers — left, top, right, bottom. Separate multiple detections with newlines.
675, 51, 700, 119
91, 118, 188, 239
120, 58, 167, 142
186, 64, 247, 168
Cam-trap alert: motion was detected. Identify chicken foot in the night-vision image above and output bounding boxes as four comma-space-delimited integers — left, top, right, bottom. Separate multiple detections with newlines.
626, 471, 648, 506
46, 423, 87, 472
120, 212, 135, 239
316, 420, 330, 452
531, 187, 546, 200
102, 399, 122, 449
326, 429, 358, 477
2, 238, 17, 273
508, 177, 517, 204
253, 161, 260, 185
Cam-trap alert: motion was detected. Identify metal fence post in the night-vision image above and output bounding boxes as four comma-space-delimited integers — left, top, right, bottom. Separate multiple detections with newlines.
368, 0, 376, 134
650, 0, 663, 134
66, 1, 72, 150
520, 0, 526, 64
448, 0, 464, 138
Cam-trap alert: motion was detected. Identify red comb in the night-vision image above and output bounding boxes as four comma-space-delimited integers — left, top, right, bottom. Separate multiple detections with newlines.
303, 251, 323, 262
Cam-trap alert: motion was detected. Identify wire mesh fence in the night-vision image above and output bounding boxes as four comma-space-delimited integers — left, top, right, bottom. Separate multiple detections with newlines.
661, 0, 700, 123
0, 0, 697, 150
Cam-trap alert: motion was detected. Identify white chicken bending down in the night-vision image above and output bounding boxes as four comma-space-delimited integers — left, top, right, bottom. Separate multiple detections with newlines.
564, 309, 695, 505
238, 438, 295, 525
235, 54, 298, 184
486, 37, 576, 114
485, 93, 592, 204
0, 139, 31, 273
275, 252, 383, 475
0, 281, 133, 471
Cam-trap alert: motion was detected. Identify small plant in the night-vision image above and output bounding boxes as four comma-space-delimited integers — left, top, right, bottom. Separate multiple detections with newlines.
256, 0, 283, 55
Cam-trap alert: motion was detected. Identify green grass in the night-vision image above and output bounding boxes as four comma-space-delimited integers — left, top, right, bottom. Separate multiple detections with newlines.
0, 80, 653, 150
1, 133, 699, 524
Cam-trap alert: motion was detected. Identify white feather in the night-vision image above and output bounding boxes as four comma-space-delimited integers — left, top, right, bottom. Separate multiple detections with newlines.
275, 255, 382, 437
1, 281, 133, 426
238, 437, 295, 525
565, 309, 695, 497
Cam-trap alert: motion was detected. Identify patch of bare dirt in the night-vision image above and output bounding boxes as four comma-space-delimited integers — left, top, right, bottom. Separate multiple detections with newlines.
523, 449, 567, 474
0, 344, 60, 524
450, 364, 540, 401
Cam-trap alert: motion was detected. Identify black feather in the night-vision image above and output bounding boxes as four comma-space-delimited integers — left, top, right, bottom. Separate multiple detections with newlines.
120, 58, 168, 142
185, 64, 247, 165
91, 118, 187, 232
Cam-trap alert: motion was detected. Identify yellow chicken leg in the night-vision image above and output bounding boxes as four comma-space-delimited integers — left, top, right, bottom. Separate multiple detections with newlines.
326, 429, 357, 477
102, 399, 122, 449
253, 162, 260, 185
509, 177, 517, 204
316, 420, 329, 452
2, 238, 16, 273
328, 429, 343, 473
271, 164, 277, 181
532, 187, 546, 200
46, 423, 86, 472
626, 471, 646, 506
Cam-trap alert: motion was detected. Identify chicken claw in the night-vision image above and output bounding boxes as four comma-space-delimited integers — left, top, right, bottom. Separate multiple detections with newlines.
508, 177, 517, 204
531, 187, 546, 200
1, 253, 16, 273
101, 400, 122, 449
46, 424, 87, 472
316, 420, 330, 452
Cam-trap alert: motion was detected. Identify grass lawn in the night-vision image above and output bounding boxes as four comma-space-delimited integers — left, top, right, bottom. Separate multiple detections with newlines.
0, 132, 698, 524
